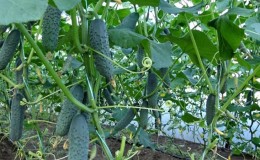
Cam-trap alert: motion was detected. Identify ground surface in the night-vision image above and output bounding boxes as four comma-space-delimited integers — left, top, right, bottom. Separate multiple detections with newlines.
0, 128, 254, 160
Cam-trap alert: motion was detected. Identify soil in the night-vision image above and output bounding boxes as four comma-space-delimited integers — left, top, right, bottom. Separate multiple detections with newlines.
0, 124, 254, 160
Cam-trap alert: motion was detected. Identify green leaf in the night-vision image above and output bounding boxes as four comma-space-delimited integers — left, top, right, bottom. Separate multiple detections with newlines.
252, 137, 260, 147
159, 0, 205, 14
245, 17, 260, 41
208, 16, 244, 60
108, 28, 146, 48
181, 112, 200, 123
122, 0, 160, 7
227, 7, 254, 17
54, 0, 81, 11
0, 0, 48, 25
216, 0, 230, 12
168, 30, 218, 66
138, 129, 156, 149
142, 40, 173, 69
116, 12, 139, 31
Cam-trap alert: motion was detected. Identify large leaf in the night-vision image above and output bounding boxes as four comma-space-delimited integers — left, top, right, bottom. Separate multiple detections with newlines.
168, 30, 218, 66
142, 40, 173, 69
138, 129, 156, 149
54, 0, 81, 11
116, 12, 139, 31
208, 16, 244, 60
227, 7, 254, 17
245, 17, 260, 41
181, 112, 200, 123
108, 28, 146, 48
0, 0, 48, 25
159, 0, 205, 15
122, 0, 160, 7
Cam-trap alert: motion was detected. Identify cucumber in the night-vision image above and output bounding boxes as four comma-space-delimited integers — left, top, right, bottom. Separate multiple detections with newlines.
55, 85, 84, 136
136, 46, 144, 68
103, 88, 114, 105
0, 25, 8, 35
42, 5, 61, 51
89, 19, 114, 80
146, 71, 158, 108
112, 108, 136, 134
117, 12, 139, 30
139, 101, 148, 129
0, 30, 20, 70
159, 67, 171, 88
68, 114, 89, 160
206, 93, 216, 126
10, 92, 26, 141
246, 90, 253, 106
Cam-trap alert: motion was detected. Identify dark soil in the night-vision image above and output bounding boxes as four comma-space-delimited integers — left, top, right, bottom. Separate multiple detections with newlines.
0, 129, 254, 160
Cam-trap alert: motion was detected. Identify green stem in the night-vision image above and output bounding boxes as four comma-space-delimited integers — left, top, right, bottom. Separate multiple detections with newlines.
71, 8, 84, 53
186, 18, 214, 93
94, 0, 105, 14
213, 64, 260, 126
15, 23, 94, 113
0, 73, 24, 89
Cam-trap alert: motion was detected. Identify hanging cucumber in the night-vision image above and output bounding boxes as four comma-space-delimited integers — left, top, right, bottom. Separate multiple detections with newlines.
89, 19, 114, 80
55, 85, 84, 136
139, 101, 148, 129
68, 113, 89, 160
42, 5, 61, 51
206, 93, 216, 126
10, 92, 26, 141
0, 30, 20, 70
146, 71, 158, 108
112, 108, 136, 134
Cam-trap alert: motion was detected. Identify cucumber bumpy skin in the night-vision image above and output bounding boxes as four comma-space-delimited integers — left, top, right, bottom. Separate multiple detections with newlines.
10, 92, 26, 141
89, 19, 114, 80
136, 46, 144, 68
55, 85, 84, 136
206, 93, 216, 126
0, 30, 20, 70
42, 5, 61, 52
146, 71, 158, 108
68, 114, 89, 160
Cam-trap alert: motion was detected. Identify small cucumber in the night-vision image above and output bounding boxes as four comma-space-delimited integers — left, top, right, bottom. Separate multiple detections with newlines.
10, 92, 26, 141
112, 108, 136, 134
146, 71, 158, 108
55, 85, 84, 136
206, 93, 216, 126
89, 19, 114, 80
42, 5, 61, 51
139, 101, 148, 129
68, 114, 89, 160
0, 30, 20, 70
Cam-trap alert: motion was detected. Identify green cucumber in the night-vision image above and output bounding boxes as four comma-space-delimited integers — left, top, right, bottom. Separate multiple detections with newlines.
0, 30, 20, 70
139, 101, 148, 129
42, 5, 61, 51
55, 85, 84, 136
206, 93, 216, 126
146, 71, 158, 108
89, 19, 114, 80
112, 108, 136, 134
10, 92, 26, 141
68, 114, 89, 160
136, 46, 144, 68
246, 90, 253, 106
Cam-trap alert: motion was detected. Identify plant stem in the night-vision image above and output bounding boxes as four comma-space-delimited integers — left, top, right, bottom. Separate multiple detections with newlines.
187, 25, 214, 93
94, 0, 105, 14
71, 8, 84, 53
213, 64, 260, 125
15, 23, 94, 113
0, 73, 24, 89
